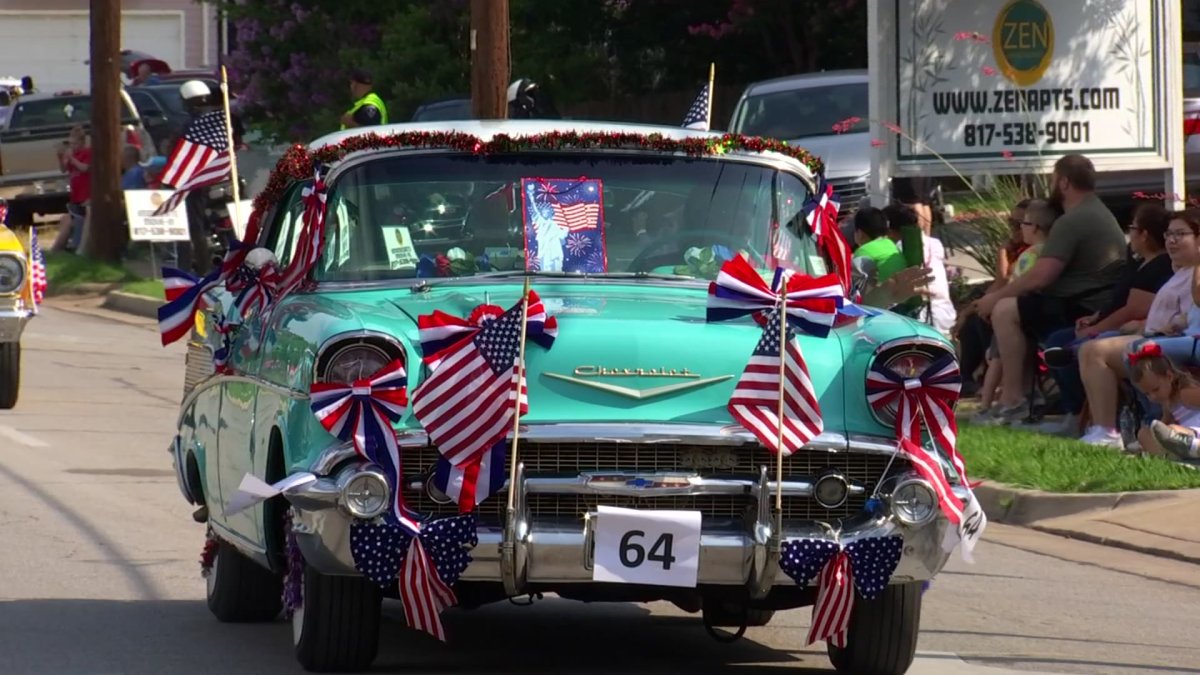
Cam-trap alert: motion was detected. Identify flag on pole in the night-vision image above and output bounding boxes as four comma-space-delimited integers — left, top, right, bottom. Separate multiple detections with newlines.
28, 227, 47, 310
154, 110, 232, 216
682, 81, 711, 131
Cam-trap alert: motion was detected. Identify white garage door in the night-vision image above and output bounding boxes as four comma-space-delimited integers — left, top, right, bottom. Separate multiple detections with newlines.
0, 12, 184, 93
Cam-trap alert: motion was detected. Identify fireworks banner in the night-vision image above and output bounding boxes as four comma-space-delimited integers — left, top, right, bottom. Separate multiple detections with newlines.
521, 177, 608, 274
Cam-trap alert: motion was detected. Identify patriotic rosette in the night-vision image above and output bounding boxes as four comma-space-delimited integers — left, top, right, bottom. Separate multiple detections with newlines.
158, 267, 222, 346
780, 535, 904, 647
802, 176, 855, 294
706, 255, 871, 332
225, 252, 282, 320
309, 359, 479, 642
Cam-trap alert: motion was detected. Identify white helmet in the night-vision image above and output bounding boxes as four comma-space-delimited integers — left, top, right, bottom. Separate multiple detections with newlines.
180, 80, 211, 102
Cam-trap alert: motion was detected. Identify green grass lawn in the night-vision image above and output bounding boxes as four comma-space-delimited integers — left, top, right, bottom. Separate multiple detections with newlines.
118, 279, 164, 299
44, 251, 140, 293
958, 423, 1200, 493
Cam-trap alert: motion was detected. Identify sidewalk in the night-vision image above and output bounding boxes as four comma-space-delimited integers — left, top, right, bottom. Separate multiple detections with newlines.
976, 482, 1200, 565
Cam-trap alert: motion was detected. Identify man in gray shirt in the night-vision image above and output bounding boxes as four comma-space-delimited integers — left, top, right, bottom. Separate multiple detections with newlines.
976, 154, 1126, 422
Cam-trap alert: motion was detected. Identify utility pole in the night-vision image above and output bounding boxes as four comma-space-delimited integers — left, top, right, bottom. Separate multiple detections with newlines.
470, 0, 510, 119
83, 0, 124, 263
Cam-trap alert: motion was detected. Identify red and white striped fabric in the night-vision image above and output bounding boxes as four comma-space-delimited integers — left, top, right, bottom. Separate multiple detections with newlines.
727, 308, 823, 456
806, 551, 853, 647
550, 201, 601, 232
400, 537, 457, 642
897, 437, 964, 525
277, 169, 328, 295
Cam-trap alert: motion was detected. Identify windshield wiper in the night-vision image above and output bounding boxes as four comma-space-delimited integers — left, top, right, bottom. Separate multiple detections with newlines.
410, 270, 697, 292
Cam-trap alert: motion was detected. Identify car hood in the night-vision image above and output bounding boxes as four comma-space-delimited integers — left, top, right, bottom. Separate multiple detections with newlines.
789, 133, 869, 181
303, 282, 865, 432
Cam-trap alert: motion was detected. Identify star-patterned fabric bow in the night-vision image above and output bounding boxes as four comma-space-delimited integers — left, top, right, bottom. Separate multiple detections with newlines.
310, 358, 419, 533
780, 536, 904, 646
866, 353, 965, 481
349, 513, 478, 642
706, 255, 869, 335
802, 177, 854, 294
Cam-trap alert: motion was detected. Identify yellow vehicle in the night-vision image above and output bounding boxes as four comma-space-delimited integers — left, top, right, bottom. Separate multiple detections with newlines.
0, 213, 34, 408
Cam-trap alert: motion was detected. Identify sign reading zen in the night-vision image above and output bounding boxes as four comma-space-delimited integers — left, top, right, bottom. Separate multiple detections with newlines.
893, 0, 1169, 170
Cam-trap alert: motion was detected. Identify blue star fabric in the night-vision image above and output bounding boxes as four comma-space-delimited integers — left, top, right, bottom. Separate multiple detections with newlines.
781, 536, 904, 600
349, 513, 479, 589
780, 539, 840, 586
844, 536, 904, 600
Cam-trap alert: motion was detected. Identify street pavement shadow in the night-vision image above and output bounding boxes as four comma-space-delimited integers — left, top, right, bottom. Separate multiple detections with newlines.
0, 598, 834, 675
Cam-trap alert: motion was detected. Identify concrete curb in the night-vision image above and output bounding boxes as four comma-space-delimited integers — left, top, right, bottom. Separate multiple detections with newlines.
101, 291, 160, 319
972, 482, 1187, 526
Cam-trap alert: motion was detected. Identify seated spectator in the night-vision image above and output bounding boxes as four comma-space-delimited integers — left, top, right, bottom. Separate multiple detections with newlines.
1038, 203, 1174, 435
1073, 209, 1200, 446
955, 199, 1031, 396
885, 204, 956, 336
852, 207, 906, 284
975, 200, 1055, 422
120, 145, 147, 189
976, 154, 1127, 424
1129, 341, 1200, 459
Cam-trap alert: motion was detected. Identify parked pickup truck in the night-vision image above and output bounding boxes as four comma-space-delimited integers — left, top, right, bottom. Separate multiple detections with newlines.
0, 90, 152, 227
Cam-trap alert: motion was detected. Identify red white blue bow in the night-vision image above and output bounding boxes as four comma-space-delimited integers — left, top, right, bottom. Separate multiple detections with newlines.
277, 167, 328, 296
780, 536, 904, 647
158, 267, 222, 346
310, 359, 419, 533
803, 177, 854, 293
226, 256, 281, 319
706, 255, 870, 336
866, 353, 966, 481
349, 512, 477, 642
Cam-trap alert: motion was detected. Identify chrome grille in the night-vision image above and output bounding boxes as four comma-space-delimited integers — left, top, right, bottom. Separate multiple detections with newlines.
402, 442, 904, 523
829, 179, 867, 213
183, 340, 214, 399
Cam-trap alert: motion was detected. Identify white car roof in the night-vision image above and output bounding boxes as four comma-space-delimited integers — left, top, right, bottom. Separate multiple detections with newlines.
308, 119, 816, 181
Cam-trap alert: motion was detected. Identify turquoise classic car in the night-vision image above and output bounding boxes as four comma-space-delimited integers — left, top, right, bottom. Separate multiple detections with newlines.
170, 120, 968, 674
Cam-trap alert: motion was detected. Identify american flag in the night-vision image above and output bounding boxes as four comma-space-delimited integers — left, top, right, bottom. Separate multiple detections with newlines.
766, 222, 793, 270
412, 290, 557, 467
433, 440, 507, 512
727, 308, 823, 456
803, 178, 854, 293
780, 536, 904, 647
682, 81, 711, 131
154, 110, 231, 216
29, 227, 46, 309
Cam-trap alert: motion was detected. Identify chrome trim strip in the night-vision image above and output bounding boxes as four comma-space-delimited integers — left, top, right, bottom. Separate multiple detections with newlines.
871, 335, 955, 358
175, 373, 308, 428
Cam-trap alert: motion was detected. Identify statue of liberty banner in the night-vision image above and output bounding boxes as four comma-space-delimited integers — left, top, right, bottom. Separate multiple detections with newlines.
522, 177, 607, 274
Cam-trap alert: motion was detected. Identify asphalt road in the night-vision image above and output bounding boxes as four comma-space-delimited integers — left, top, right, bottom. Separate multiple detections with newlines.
1, 300, 1199, 675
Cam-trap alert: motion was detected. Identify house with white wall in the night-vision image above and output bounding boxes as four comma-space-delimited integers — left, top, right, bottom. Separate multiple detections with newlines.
0, 0, 228, 92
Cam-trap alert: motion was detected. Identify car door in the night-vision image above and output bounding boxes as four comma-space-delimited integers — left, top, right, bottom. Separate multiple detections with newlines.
211, 182, 308, 551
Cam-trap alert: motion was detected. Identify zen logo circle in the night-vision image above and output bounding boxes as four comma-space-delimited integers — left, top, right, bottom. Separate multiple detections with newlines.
992, 0, 1055, 87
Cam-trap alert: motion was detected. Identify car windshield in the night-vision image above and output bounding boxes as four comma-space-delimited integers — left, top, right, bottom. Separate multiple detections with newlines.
299, 152, 826, 283
732, 82, 868, 139
9, 97, 93, 128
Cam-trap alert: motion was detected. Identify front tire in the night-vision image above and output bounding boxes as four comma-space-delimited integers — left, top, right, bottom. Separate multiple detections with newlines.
827, 581, 922, 675
206, 538, 283, 622
0, 342, 20, 409
293, 566, 382, 673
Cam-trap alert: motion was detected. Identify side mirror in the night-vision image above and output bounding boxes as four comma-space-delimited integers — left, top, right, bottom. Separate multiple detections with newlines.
245, 247, 278, 270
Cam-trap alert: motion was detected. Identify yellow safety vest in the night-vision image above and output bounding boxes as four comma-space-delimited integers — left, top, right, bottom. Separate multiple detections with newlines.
341, 92, 388, 130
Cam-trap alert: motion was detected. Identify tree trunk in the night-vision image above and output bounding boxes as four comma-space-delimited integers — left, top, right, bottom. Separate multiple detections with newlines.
83, 0, 125, 264
470, 0, 510, 119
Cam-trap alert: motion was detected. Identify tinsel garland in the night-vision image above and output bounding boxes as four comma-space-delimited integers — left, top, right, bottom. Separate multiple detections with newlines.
251, 130, 826, 220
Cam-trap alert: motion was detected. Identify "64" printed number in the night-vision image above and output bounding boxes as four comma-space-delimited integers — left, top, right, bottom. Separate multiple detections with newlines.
619, 530, 677, 570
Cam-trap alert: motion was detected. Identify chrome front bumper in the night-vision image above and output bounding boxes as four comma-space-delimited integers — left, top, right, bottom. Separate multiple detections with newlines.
282, 429, 963, 591
0, 297, 32, 343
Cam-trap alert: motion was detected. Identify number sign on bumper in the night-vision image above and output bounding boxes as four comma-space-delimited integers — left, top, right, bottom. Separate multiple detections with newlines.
592, 506, 702, 588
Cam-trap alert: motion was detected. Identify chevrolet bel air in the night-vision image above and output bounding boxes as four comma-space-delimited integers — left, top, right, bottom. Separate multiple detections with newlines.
170, 120, 968, 674
0, 203, 36, 408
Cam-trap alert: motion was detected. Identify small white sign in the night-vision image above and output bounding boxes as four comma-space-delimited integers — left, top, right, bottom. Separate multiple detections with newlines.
124, 190, 190, 242
592, 506, 702, 588
383, 225, 419, 270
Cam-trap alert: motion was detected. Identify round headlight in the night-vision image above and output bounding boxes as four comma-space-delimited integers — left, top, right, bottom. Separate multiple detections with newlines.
890, 478, 938, 526
0, 255, 25, 294
813, 471, 849, 509
321, 343, 391, 383
341, 470, 390, 519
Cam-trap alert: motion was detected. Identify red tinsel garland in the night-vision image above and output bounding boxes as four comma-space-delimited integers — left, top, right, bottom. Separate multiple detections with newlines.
251, 130, 826, 221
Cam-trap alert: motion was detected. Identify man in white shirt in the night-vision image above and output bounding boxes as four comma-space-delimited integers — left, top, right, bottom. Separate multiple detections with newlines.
884, 204, 957, 335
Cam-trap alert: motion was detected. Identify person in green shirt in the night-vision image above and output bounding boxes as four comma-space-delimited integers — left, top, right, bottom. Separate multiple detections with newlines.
340, 69, 388, 130
852, 206, 906, 283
